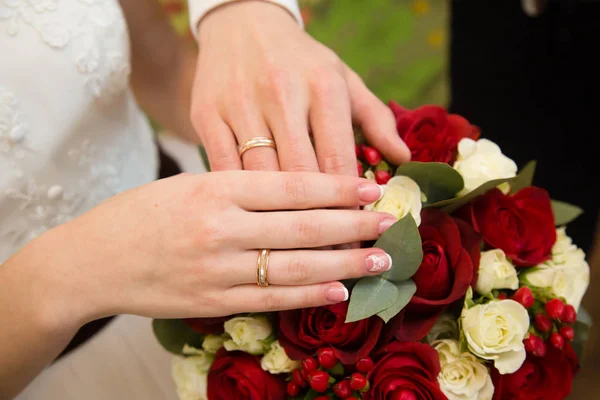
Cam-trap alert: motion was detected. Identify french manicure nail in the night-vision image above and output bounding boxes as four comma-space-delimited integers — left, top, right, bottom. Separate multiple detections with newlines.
358, 181, 384, 205
325, 284, 349, 303
378, 217, 397, 234
366, 252, 393, 273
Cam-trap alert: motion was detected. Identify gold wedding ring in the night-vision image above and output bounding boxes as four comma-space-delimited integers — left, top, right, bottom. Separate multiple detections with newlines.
238, 137, 276, 157
256, 249, 271, 287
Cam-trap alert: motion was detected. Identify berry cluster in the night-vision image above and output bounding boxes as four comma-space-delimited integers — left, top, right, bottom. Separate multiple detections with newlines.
287, 348, 373, 399
355, 144, 391, 184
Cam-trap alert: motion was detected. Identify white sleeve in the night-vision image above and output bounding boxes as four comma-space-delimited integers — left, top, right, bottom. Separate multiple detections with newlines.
188, 0, 304, 40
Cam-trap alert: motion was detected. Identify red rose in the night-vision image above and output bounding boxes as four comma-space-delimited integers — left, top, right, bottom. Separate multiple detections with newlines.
389, 101, 480, 164
395, 208, 481, 342
492, 343, 579, 400
207, 349, 286, 400
183, 316, 230, 334
464, 187, 556, 266
278, 301, 383, 364
363, 341, 446, 400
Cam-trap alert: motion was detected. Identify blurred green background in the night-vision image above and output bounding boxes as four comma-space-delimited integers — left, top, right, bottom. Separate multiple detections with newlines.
159, 0, 448, 108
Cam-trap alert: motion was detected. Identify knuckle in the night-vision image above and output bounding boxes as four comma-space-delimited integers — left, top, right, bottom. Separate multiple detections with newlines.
264, 67, 293, 104
292, 216, 322, 245
321, 153, 355, 175
357, 213, 380, 240
196, 219, 227, 250
312, 70, 345, 96
286, 257, 311, 284
263, 293, 283, 312
284, 175, 310, 205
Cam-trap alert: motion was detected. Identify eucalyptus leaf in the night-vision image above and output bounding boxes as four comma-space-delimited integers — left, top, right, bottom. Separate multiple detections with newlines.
572, 307, 592, 360
303, 389, 322, 400
375, 214, 423, 282
394, 162, 464, 204
509, 160, 537, 193
198, 146, 211, 172
431, 161, 537, 213
152, 319, 205, 355
377, 280, 417, 323
551, 200, 584, 226
346, 276, 398, 323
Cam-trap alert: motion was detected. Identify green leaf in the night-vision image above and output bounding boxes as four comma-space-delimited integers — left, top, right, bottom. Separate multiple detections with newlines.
572, 307, 592, 360
152, 319, 205, 355
509, 161, 537, 193
430, 161, 537, 213
394, 161, 464, 204
303, 390, 322, 400
375, 214, 423, 282
346, 276, 398, 323
198, 146, 211, 172
377, 280, 417, 323
551, 200, 584, 226
329, 362, 345, 376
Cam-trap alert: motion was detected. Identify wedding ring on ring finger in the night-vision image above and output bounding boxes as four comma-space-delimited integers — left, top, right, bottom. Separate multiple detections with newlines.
248, 249, 392, 287
238, 137, 276, 158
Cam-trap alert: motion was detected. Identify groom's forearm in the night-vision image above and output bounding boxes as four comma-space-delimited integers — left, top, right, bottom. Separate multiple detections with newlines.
119, 0, 200, 143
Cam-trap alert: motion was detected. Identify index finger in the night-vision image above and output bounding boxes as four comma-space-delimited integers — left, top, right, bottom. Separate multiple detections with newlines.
231, 172, 382, 211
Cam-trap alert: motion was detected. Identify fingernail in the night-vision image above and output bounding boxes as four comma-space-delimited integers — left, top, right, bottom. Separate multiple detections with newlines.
358, 181, 384, 205
325, 284, 349, 303
379, 217, 397, 234
366, 252, 393, 273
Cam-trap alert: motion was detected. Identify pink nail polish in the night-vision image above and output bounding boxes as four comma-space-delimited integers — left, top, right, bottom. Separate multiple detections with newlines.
378, 217, 397, 234
366, 252, 392, 273
325, 285, 349, 303
358, 181, 383, 205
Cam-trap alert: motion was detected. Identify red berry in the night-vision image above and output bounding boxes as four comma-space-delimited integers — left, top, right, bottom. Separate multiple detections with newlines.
375, 170, 391, 185
355, 357, 374, 373
560, 326, 575, 341
545, 299, 566, 321
357, 161, 363, 177
307, 370, 330, 393
287, 381, 301, 397
292, 369, 307, 387
316, 347, 337, 370
512, 287, 534, 308
333, 379, 352, 398
524, 334, 546, 357
362, 146, 382, 166
301, 357, 318, 380
497, 292, 508, 300
550, 332, 565, 350
350, 373, 368, 391
535, 314, 553, 333
563, 304, 577, 324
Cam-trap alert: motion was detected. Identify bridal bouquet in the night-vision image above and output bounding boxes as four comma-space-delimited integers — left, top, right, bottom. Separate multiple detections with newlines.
153, 102, 591, 400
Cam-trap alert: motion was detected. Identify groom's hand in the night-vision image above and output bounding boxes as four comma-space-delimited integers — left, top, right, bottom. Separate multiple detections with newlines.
190, 0, 410, 174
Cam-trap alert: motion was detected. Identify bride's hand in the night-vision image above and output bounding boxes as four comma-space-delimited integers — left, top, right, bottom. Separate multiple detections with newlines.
191, 1, 410, 174
26, 172, 395, 328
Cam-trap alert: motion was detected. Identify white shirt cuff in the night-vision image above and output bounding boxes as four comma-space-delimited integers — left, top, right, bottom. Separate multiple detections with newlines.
188, 0, 304, 40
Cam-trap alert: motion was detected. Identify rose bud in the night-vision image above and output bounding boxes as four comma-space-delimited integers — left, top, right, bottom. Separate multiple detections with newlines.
333, 379, 352, 398
316, 347, 337, 370
292, 369, 307, 387
362, 146, 382, 166
545, 299, 565, 321
550, 332, 565, 350
375, 170, 391, 185
287, 381, 301, 397
355, 357, 374, 374
350, 373, 368, 391
559, 326, 575, 342
308, 370, 330, 393
512, 287, 534, 309
563, 305, 577, 325
534, 314, 553, 333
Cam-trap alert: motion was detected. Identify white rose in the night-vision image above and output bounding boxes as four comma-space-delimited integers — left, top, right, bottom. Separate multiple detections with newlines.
434, 339, 495, 400
426, 314, 459, 344
364, 176, 422, 226
461, 299, 529, 374
223, 315, 273, 355
453, 138, 517, 195
475, 249, 519, 295
260, 340, 300, 374
171, 349, 213, 400
523, 228, 590, 310
202, 335, 226, 354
